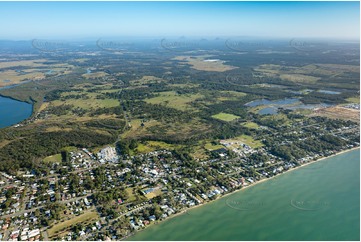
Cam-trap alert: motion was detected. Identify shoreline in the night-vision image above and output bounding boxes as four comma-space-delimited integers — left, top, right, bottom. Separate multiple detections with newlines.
125, 146, 360, 240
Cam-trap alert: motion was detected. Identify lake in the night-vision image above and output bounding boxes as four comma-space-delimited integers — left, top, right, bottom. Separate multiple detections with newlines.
0, 95, 33, 128
245, 98, 332, 115
128, 149, 360, 241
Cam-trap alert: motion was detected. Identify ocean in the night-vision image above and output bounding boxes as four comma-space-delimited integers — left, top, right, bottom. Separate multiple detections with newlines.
128, 149, 360, 241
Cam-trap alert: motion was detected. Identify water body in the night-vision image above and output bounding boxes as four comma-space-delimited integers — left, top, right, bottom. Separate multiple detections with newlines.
317, 90, 341, 95
0, 96, 33, 128
258, 107, 278, 115
246, 98, 332, 115
129, 149, 360, 241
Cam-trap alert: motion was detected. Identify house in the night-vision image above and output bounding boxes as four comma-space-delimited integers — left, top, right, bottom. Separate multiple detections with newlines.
84, 198, 90, 206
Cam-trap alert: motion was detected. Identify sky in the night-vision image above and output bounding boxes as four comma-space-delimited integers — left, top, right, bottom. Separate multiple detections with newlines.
0, 1, 359, 40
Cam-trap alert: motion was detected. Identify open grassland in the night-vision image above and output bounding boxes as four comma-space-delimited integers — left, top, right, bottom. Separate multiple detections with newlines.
279, 73, 320, 83
144, 188, 163, 199
135, 141, 184, 154
260, 113, 291, 126
191, 140, 225, 160
224, 134, 263, 149
145, 91, 203, 111
121, 119, 162, 140
0, 60, 74, 87
346, 97, 360, 104
212, 112, 240, 121
0, 70, 45, 87
310, 106, 360, 123
125, 188, 137, 202
82, 71, 108, 79
43, 154, 62, 163
172, 55, 237, 72
167, 83, 200, 88
45, 127, 73, 132
241, 121, 260, 129
135, 143, 155, 153
253, 63, 359, 85
50, 92, 120, 110
216, 91, 247, 101
48, 211, 98, 238
126, 118, 212, 143
0, 59, 48, 69
130, 75, 164, 86
204, 142, 225, 151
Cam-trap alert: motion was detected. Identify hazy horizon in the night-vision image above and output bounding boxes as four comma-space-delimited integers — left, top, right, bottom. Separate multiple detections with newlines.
0, 1, 359, 40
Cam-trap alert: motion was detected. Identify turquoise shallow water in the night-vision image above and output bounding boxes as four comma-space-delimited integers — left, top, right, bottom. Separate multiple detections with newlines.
129, 149, 360, 241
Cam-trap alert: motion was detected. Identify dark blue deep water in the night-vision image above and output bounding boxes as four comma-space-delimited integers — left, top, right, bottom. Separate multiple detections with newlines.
0, 96, 32, 128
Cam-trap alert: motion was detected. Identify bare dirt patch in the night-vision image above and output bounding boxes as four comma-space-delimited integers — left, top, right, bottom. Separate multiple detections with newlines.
310, 106, 360, 123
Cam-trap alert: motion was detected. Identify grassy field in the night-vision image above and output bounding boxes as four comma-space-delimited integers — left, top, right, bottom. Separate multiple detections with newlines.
50, 92, 120, 110
346, 97, 360, 104
279, 73, 320, 83
0, 59, 47, 69
204, 142, 225, 151
145, 91, 203, 111
167, 83, 200, 88
212, 112, 240, 121
0, 70, 45, 87
241, 121, 260, 129
43, 154, 62, 163
260, 113, 291, 126
130, 75, 164, 86
222, 134, 263, 149
82, 71, 108, 79
0, 59, 74, 87
48, 211, 98, 238
136, 143, 155, 153
217, 91, 247, 101
135, 140, 183, 154
191, 141, 225, 161
125, 188, 137, 202
121, 119, 162, 140
144, 188, 162, 199
253, 63, 360, 84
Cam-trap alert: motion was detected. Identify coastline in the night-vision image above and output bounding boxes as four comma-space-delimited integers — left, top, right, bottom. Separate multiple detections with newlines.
125, 146, 360, 240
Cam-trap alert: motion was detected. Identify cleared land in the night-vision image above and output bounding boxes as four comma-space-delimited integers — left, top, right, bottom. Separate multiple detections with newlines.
223, 134, 263, 149
311, 106, 360, 123
172, 55, 237, 72
346, 97, 360, 104
82, 71, 108, 79
43, 154, 62, 163
0, 70, 45, 87
212, 112, 240, 122
144, 188, 162, 199
136, 141, 184, 154
0, 59, 73, 87
145, 91, 203, 111
47, 211, 98, 238
50, 92, 120, 110
130, 75, 164, 86
241, 121, 260, 129
253, 63, 359, 84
